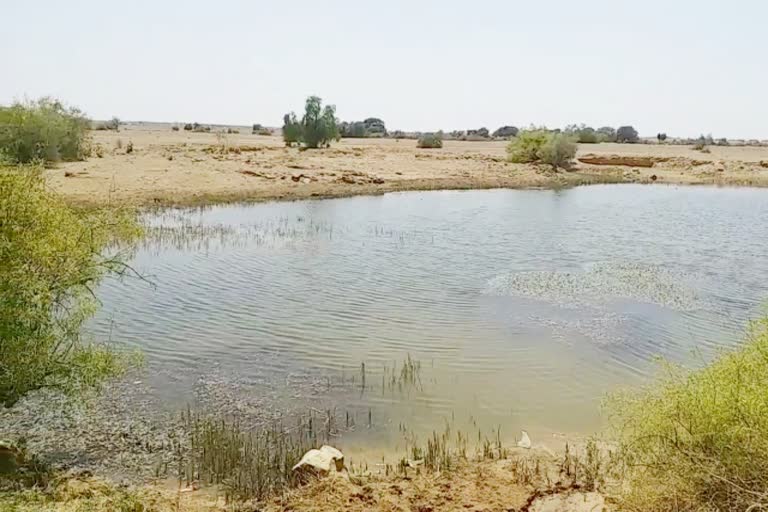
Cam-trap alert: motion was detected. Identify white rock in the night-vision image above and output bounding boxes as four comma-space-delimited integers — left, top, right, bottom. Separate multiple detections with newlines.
517, 430, 532, 449
292, 445, 345, 474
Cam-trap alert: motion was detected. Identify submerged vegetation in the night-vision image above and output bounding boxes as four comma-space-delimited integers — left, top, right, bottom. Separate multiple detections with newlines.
0, 166, 142, 408
0, 98, 91, 164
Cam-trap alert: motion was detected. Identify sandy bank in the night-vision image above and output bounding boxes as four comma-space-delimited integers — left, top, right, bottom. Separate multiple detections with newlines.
47, 127, 768, 207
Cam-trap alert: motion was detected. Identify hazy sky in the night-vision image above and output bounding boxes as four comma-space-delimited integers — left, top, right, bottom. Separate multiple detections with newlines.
3, 0, 766, 138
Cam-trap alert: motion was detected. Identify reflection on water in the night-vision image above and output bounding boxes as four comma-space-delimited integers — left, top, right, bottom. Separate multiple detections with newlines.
91, 185, 768, 451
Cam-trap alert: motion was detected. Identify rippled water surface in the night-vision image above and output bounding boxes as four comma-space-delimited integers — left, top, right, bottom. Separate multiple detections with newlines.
92, 185, 768, 450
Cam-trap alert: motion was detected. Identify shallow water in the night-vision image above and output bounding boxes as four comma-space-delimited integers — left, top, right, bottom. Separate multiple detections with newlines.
91, 185, 768, 453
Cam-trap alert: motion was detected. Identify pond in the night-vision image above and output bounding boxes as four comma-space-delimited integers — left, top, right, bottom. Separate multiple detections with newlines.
91, 185, 768, 455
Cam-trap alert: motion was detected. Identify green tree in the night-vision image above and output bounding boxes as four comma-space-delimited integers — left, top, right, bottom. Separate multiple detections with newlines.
616, 125, 639, 143
492, 126, 519, 138
282, 113, 301, 146
299, 96, 338, 148
0, 98, 91, 164
596, 126, 617, 143
0, 166, 142, 408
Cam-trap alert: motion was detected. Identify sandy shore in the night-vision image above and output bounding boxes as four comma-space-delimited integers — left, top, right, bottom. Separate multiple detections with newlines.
48, 127, 768, 207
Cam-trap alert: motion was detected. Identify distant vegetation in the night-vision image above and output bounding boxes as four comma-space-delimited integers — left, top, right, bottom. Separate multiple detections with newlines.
339, 118, 387, 138
417, 133, 443, 149
609, 318, 768, 511
183, 122, 211, 133
252, 124, 272, 136
0, 98, 91, 164
93, 117, 120, 131
507, 130, 576, 169
282, 96, 339, 149
0, 166, 141, 408
616, 125, 639, 143
492, 126, 519, 138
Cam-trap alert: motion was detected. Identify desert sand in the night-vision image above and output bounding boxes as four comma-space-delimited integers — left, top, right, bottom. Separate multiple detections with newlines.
48, 125, 768, 207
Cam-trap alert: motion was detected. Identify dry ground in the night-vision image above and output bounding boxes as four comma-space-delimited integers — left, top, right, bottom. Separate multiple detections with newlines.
1, 455, 610, 512
47, 126, 768, 207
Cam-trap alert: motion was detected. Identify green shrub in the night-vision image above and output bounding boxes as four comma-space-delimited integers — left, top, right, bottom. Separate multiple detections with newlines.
93, 117, 120, 131
183, 123, 193, 131
538, 133, 577, 169
565, 124, 599, 143
282, 113, 301, 146
507, 130, 576, 169
417, 133, 443, 148
171, 125, 180, 132
597, 126, 617, 143
506, 130, 550, 163
0, 98, 91, 164
0, 166, 142, 408
226, 127, 239, 134
338, 118, 387, 138
609, 318, 768, 512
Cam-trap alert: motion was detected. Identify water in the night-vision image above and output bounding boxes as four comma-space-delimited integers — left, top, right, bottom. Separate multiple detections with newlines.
91, 185, 768, 453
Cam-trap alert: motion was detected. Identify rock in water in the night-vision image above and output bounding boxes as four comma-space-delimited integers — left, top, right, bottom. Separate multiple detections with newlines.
292, 445, 344, 475
517, 431, 532, 449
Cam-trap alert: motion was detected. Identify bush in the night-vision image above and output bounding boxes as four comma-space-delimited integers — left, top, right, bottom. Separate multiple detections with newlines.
252, 123, 269, 135
282, 113, 301, 146
657, 132, 667, 142
538, 133, 577, 168
0, 166, 142, 408
492, 126, 519, 138
616, 125, 639, 143
0, 98, 92, 164
597, 126, 617, 143
183, 123, 193, 131
171, 125, 180, 131
93, 117, 120, 131
282, 96, 339, 149
507, 130, 576, 169
506, 130, 550, 163
417, 133, 443, 148
226, 128, 240, 134
565, 124, 599, 143
609, 318, 768, 511
338, 118, 387, 138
